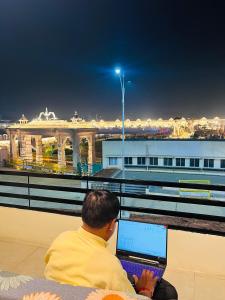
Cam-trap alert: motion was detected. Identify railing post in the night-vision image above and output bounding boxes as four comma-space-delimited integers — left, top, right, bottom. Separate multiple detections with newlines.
28, 173, 30, 208
87, 176, 89, 192
119, 182, 122, 219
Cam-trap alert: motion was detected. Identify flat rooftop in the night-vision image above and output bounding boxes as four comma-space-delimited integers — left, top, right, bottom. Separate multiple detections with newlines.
116, 169, 225, 185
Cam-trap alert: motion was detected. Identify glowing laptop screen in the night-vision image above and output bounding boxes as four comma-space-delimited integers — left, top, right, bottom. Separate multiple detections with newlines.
117, 220, 167, 259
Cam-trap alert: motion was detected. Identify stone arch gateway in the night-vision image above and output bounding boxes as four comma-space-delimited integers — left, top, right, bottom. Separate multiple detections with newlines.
7, 114, 97, 171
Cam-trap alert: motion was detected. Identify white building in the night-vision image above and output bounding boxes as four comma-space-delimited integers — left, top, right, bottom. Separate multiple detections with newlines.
102, 139, 225, 171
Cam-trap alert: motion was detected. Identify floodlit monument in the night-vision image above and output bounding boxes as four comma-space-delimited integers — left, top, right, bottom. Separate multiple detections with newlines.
7, 109, 97, 169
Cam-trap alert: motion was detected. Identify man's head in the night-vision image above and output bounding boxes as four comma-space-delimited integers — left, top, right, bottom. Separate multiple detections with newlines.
81, 190, 120, 241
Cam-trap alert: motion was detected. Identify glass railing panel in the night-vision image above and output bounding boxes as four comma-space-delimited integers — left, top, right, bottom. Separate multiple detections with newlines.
0, 173, 29, 205
29, 176, 82, 188
88, 180, 121, 193
0, 197, 29, 207
176, 202, 225, 217
30, 200, 82, 213
29, 175, 85, 211
29, 188, 84, 201
119, 195, 177, 219
0, 173, 28, 184
0, 184, 28, 195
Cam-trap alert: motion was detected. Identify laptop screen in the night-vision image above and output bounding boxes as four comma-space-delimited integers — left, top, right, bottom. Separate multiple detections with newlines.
117, 220, 167, 259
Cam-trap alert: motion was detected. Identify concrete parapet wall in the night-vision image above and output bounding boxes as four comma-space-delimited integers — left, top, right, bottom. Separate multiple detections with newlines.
0, 207, 225, 277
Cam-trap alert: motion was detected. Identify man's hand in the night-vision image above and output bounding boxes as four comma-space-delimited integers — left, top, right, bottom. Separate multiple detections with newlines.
133, 269, 158, 298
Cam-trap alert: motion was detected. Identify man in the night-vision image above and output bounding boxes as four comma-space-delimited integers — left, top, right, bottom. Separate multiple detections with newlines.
45, 190, 177, 299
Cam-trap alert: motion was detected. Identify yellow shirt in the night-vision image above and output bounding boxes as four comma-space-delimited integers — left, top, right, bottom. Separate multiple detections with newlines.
44, 227, 135, 294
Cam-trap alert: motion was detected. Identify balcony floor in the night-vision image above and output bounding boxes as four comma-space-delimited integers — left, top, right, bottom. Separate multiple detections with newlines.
1, 238, 225, 300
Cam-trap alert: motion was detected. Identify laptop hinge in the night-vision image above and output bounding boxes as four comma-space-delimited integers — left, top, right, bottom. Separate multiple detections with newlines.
129, 255, 159, 265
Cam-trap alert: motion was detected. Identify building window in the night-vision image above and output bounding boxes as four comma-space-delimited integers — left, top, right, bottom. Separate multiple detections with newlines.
124, 157, 133, 165
108, 157, 118, 165
164, 157, 173, 166
149, 157, 158, 166
176, 158, 185, 167
204, 159, 214, 168
220, 160, 225, 168
190, 158, 200, 168
137, 157, 146, 165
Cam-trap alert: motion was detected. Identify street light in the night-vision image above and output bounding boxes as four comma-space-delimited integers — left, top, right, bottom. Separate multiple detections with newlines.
115, 68, 121, 75
115, 67, 125, 179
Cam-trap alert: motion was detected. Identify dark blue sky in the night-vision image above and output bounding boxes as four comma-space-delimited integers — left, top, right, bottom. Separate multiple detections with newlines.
0, 0, 225, 121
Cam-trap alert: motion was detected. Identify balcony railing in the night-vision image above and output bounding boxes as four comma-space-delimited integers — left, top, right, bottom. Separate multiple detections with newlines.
0, 170, 225, 236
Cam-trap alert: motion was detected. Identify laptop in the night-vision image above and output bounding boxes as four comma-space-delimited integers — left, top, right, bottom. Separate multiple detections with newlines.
116, 219, 168, 281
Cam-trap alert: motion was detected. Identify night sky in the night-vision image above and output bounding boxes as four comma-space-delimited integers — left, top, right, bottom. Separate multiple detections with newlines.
1, 0, 225, 121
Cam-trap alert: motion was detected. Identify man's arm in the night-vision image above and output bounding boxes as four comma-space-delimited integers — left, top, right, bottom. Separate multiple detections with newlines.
110, 257, 157, 298
109, 257, 137, 294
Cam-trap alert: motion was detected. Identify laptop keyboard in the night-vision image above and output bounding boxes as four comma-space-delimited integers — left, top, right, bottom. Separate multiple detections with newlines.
120, 259, 164, 280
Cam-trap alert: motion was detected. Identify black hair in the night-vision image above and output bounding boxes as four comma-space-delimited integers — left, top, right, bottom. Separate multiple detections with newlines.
81, 190, 120, 228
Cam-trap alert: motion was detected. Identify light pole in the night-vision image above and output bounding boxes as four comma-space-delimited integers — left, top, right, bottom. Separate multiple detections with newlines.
115, 68, 125, 179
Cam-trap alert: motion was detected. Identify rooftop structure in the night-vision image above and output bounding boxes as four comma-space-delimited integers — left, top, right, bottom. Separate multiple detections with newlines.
38, 107, 57, 121
18, 114, 28, 125
103, 139, 225, 172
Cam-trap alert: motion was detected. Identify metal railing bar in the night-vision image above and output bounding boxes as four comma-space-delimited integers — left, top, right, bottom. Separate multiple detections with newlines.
121, 205, 225, 222
0, 184, 225, 207
29, 184, 85, 193
86, 177, 225, 191
0, 203, 82, 216
0, 181, 86, 193
0, 192, 83, 205
1, 199, 224, 223
0, 192, 30, 199
0, 189, 225, 207
1, 193, 224, 222
0, 203, 28, 209
0, 181, 29, 188
113, 191, 225, 207
0, 170, 84, 180
29, 196, 83, 205
1, 170, 225, 191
